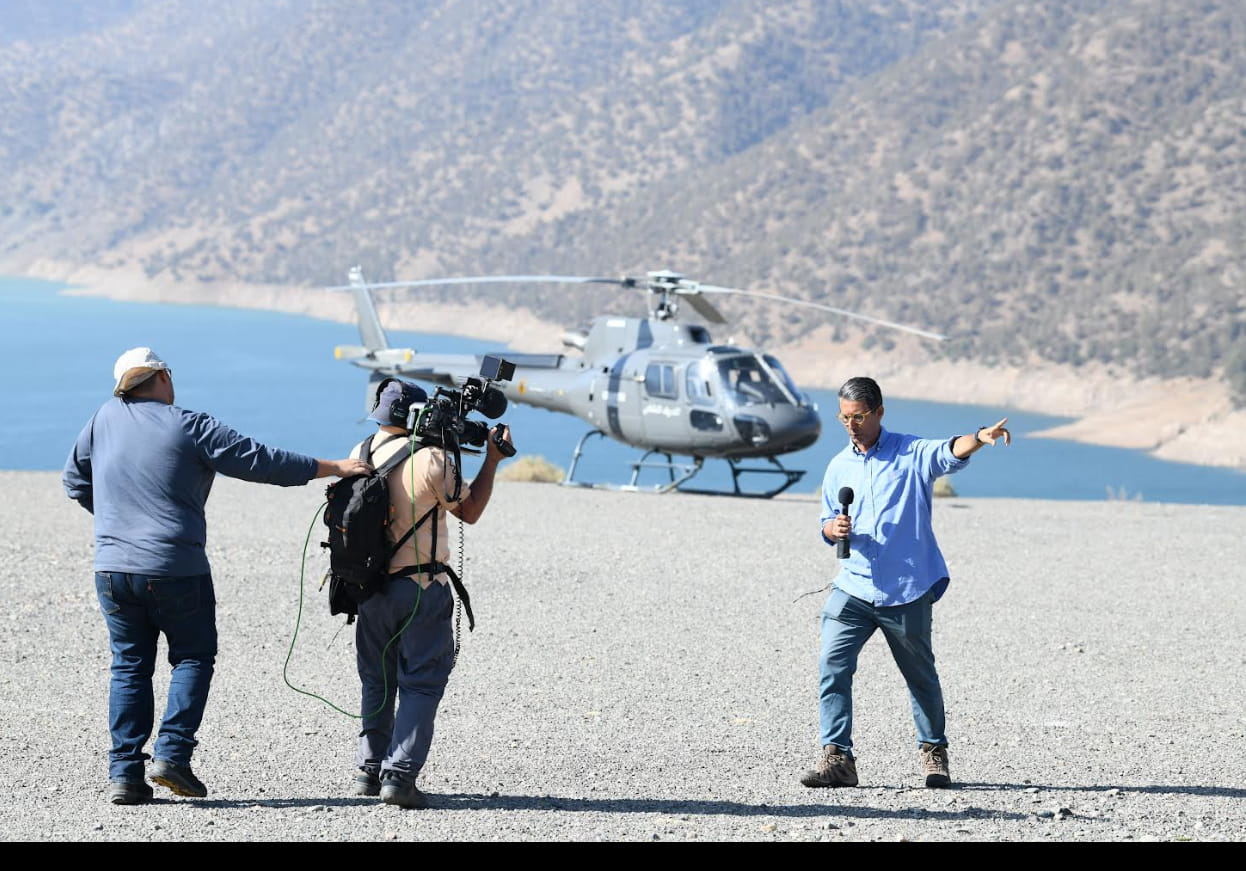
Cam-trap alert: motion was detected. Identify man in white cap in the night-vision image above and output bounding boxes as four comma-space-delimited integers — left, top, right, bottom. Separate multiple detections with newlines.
63, 347, 373, 806
111, 346, 171, 396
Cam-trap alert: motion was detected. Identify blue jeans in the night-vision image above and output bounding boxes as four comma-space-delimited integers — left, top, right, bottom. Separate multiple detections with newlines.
818, 586, 946, 754
94, 572, 217, 782
355, 578, 455, 783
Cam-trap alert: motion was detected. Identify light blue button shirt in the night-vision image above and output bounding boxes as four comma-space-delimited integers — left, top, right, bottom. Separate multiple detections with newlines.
819, 427, 969, 606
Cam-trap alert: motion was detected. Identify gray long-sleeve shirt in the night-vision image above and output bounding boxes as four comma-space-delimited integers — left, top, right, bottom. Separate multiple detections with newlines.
63, 396, 318, 575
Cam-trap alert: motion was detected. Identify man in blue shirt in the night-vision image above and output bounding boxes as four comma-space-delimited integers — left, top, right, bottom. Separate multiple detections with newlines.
63, 347, 372, 805
802, 376, 1010, 790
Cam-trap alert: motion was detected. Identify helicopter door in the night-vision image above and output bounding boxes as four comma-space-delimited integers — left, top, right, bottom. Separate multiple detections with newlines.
592, 361, 646, 445
639, 361, 689, 449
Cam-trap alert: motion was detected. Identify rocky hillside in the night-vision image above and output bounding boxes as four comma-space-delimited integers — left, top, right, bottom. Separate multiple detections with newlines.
1, 0, 1243, 401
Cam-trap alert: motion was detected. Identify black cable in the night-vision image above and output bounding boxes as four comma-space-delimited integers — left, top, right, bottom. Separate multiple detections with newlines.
453, 513, 464, 667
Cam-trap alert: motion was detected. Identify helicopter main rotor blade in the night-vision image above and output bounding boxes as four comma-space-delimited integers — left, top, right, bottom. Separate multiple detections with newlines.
324, 269, 942, 339
677, 290, 727, 324
696, 285, 947, 341
324, 275, 625, 292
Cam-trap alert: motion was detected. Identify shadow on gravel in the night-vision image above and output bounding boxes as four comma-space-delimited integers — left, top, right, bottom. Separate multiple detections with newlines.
155, 782, 1245, 815
425, 794, 1030, 821
158, 793, 1027, 821
958, 782, 1246, 799
170, 798, 391, 810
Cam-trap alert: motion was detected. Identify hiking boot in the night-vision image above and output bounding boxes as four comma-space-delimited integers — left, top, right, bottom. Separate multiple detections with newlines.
800, 745, 859, 788
920, 742, 951, 788
354, 766, 382, 797
379, 774, 429, 809
149, 759, 208, 798
109, 779, 154, 805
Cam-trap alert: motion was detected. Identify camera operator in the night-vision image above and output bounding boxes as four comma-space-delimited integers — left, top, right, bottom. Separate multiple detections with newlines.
347, 378, 515, 809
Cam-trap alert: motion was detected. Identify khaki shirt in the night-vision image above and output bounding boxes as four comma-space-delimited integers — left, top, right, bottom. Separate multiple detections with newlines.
351, 433, 468, 587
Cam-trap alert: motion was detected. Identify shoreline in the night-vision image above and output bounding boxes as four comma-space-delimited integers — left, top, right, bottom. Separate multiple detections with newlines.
18, 261, 1246, 471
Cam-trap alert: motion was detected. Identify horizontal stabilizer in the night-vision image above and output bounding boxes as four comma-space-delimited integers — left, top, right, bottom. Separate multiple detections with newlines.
498, 352, 564, 369
334, 345, 415, 365
334, 344, 370, 360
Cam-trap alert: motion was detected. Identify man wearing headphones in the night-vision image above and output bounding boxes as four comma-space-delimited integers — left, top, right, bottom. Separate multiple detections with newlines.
348, 378, 515, 809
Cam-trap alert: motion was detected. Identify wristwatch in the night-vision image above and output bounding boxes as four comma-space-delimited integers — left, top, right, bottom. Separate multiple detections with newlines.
973, 426, 988, 444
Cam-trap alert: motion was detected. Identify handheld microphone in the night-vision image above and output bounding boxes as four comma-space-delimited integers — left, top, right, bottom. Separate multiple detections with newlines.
837, 486, 854, 559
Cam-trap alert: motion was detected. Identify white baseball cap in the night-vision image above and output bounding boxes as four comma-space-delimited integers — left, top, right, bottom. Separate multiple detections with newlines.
113, 347, 170, 396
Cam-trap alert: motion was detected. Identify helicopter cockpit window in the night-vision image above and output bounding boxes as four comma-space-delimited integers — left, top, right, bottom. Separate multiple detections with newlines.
685, 360, 714, 406
762, 354, 806, 405
644, 363, 678, 399
716, 354, 792, 406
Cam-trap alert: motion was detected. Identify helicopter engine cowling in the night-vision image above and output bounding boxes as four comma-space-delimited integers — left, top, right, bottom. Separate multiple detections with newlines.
561, 330, 588, 351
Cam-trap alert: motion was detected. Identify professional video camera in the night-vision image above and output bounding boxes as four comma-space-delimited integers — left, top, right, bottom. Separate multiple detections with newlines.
408, 354, 516, 455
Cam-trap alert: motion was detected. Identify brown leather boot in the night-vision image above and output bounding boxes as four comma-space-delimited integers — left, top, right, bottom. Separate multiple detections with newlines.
920, 742, 951, 788
800, 745, 859, 788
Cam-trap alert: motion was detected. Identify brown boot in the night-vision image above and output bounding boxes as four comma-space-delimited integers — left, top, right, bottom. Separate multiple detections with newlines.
800, 745, 859, 788
920, 742, 951, 788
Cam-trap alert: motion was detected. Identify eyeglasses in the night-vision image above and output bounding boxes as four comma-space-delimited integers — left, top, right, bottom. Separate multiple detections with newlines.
836, 408, 878, 425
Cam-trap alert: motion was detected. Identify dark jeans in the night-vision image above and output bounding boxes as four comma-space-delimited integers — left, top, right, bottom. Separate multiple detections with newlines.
94, 571, 217, 782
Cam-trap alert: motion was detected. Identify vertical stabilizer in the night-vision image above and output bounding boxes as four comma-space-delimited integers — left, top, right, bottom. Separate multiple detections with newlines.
349, 266, 390, 351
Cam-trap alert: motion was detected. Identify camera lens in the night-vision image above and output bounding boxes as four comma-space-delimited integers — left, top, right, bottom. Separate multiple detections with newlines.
461, 419, 489, 448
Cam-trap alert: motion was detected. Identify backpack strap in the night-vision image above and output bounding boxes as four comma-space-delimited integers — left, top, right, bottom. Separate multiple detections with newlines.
370, 433, 412, 472
445, 563, 474, 633
388, 503, 435, 560
358, 433, 375, 465
359, 430, 408, 463
372, 438, 426, 556
389, 504, 476, 634
388, 561, 474, 632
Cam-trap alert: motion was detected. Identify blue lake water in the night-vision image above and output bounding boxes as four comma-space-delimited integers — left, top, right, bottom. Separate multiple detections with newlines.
3, 275, 1244, 505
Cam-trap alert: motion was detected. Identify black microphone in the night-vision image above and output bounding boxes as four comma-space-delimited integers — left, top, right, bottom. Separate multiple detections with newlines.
478, 386, 509, 420
837, 487, 854, 559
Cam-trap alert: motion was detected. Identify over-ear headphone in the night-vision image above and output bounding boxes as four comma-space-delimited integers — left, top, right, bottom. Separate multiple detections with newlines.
370, 377, 428, 429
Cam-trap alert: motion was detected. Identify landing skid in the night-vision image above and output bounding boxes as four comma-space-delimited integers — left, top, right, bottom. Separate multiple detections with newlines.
562, 430, 806, 499
677, 454, 806, 499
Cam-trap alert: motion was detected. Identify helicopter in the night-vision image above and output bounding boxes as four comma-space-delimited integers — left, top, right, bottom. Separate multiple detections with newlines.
327, 266, 946, 498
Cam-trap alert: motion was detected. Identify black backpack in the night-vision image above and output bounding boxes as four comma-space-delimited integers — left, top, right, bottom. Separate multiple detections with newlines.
321, 433, 432, 622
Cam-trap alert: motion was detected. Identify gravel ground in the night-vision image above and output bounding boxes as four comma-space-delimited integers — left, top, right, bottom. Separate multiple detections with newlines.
2, 469, 1244, 843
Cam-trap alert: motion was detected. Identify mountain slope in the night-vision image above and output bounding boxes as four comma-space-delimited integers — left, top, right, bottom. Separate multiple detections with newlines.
1, 0, 1243, 403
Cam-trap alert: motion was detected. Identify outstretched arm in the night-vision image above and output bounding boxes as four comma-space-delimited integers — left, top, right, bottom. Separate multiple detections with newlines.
315, 458, 374, 478
951, 417, 1011, 460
